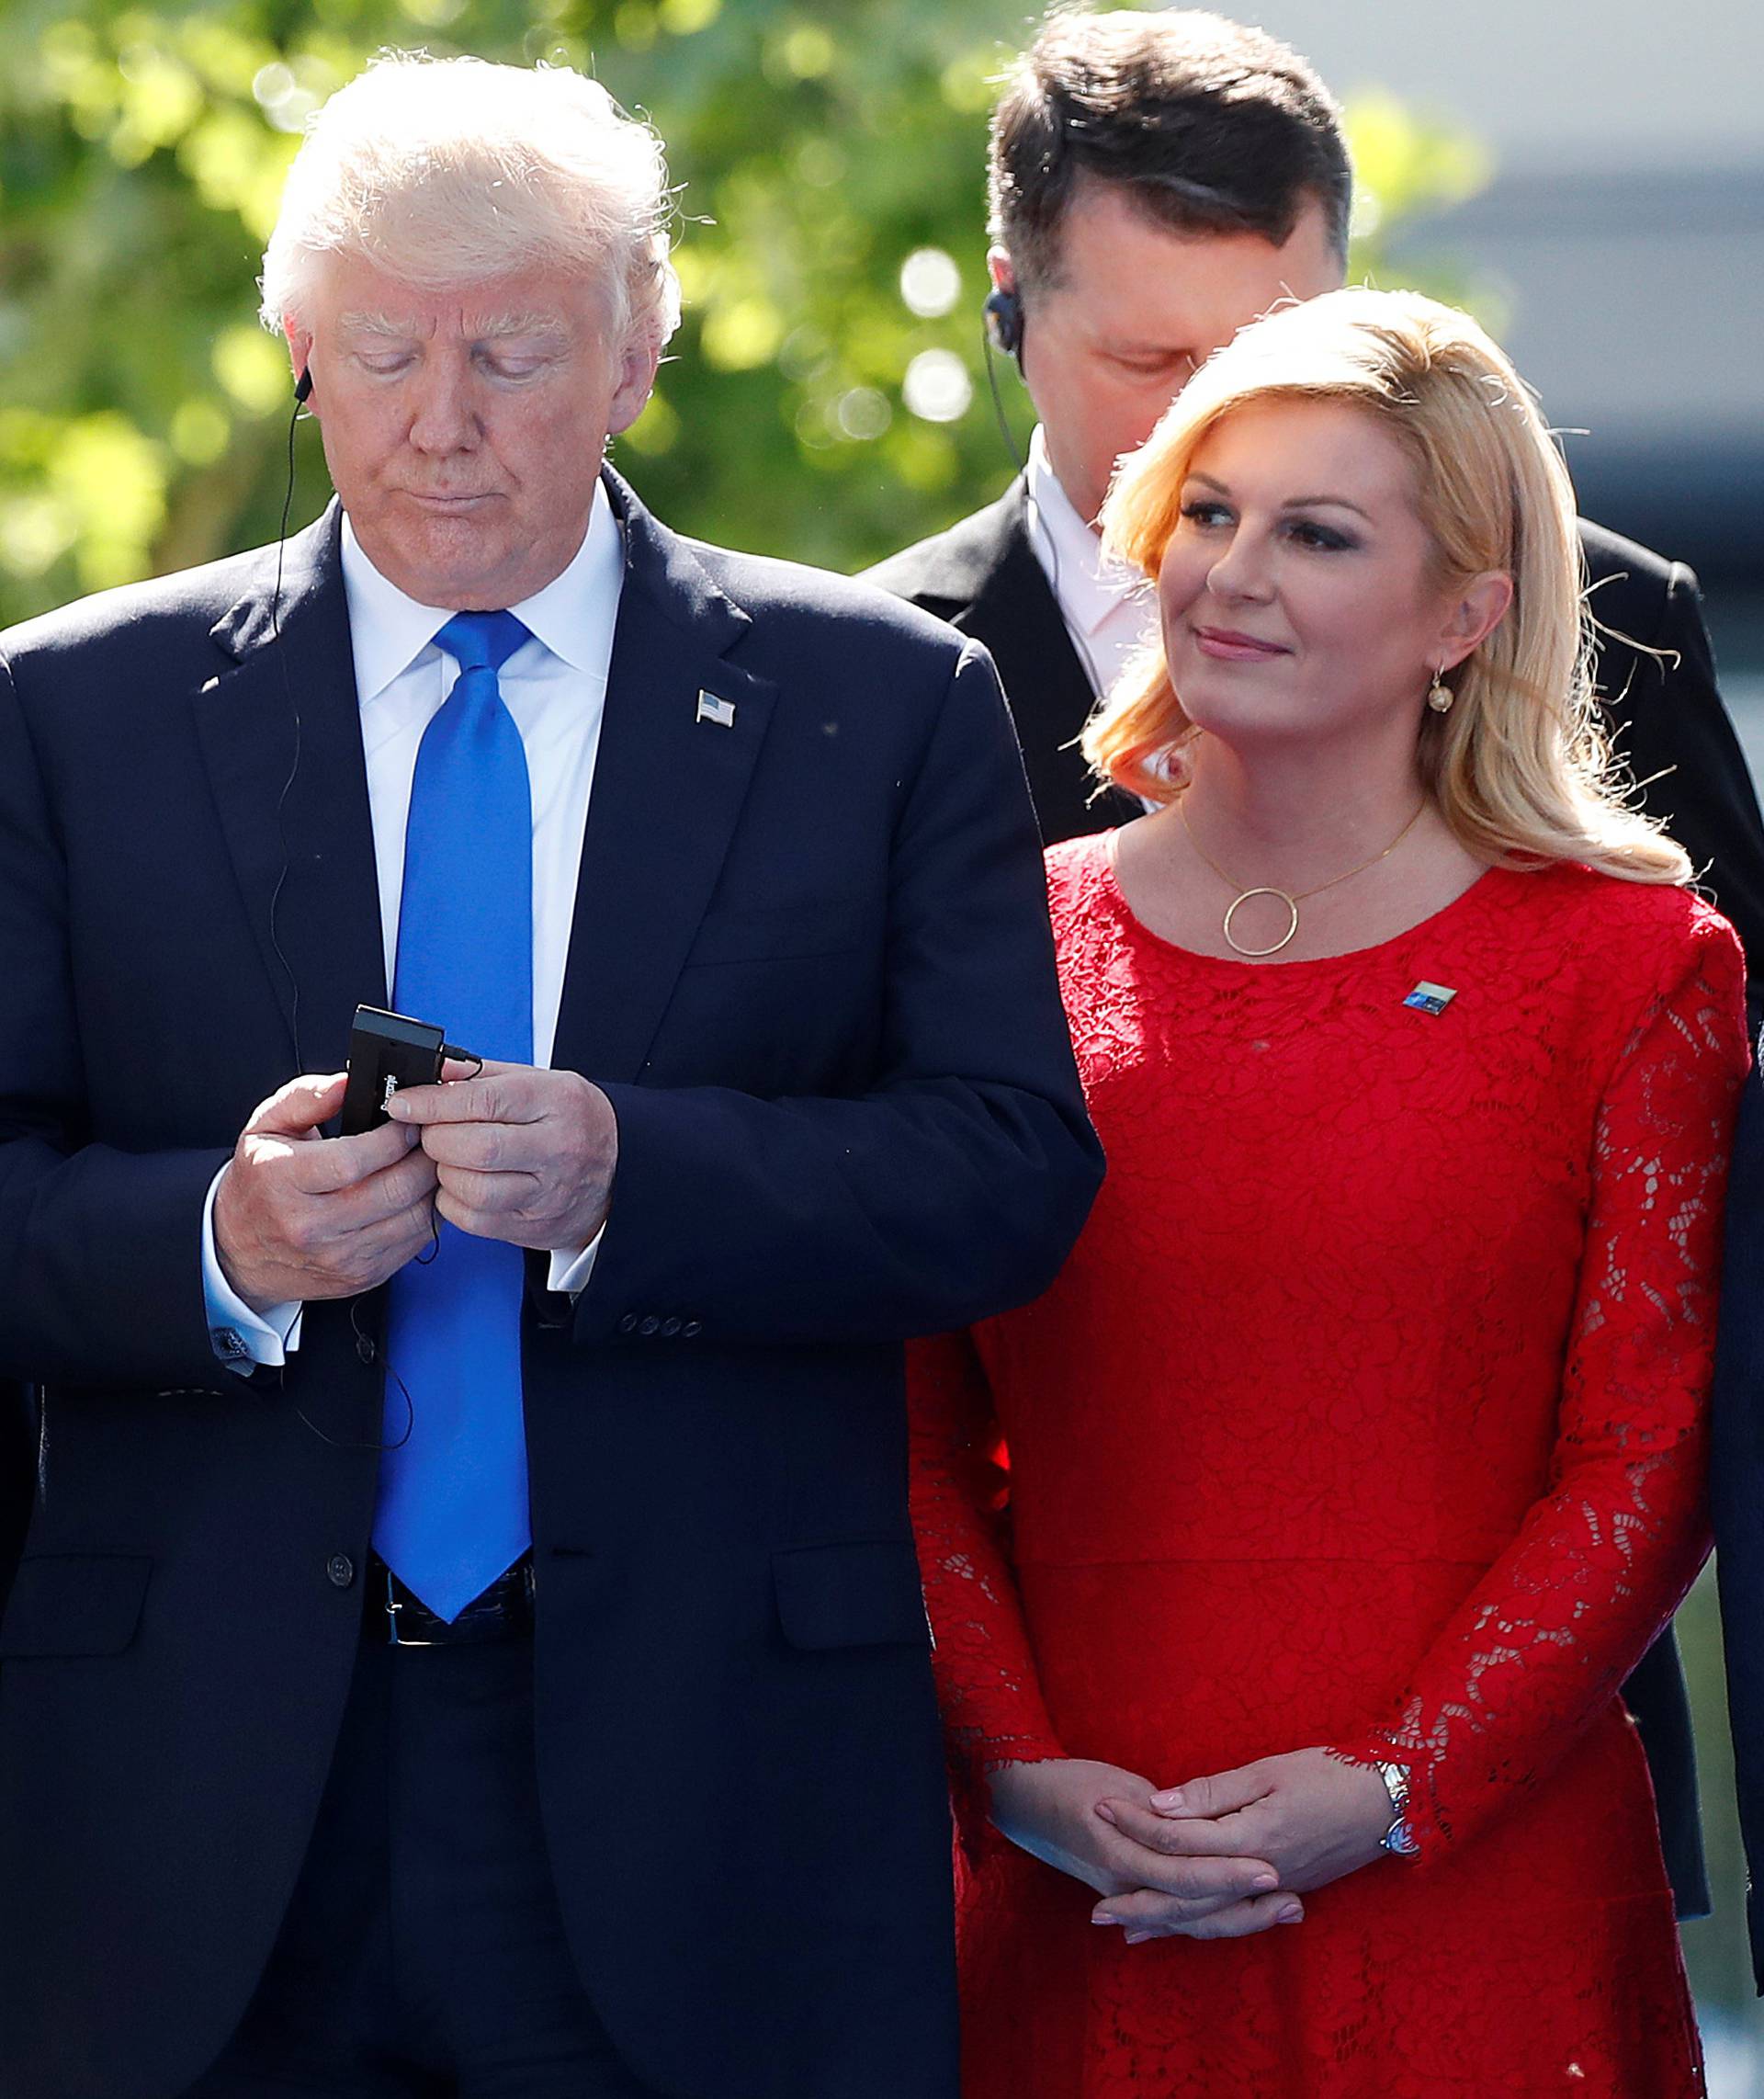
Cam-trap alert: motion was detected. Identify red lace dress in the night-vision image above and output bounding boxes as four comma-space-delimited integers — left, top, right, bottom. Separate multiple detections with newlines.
909, 834, 1748, 2099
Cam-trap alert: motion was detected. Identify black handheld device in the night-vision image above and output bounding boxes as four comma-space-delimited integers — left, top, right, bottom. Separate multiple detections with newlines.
340, 1005, 447, 1135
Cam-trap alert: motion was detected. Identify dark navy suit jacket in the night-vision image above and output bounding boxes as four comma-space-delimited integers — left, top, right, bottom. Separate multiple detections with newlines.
0, 475, 1102, 2099
1713, 1059, 1764, 1988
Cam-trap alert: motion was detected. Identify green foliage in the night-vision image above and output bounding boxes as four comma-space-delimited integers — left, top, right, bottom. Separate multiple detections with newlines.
0, 1, 1490, 625
1342, 87, 1507, 328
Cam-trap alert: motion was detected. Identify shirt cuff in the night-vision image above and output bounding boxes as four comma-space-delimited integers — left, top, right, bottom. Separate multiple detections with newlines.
200, 1165, 303, 1374
547, 1224, 605, 1298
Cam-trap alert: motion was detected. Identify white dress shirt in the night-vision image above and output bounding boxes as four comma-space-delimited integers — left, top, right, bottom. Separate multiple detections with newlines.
1022, 425, 1158, 706
202, 482, 624, 1370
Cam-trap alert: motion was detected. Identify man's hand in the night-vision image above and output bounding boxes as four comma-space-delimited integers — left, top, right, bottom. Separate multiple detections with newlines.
387, 1058, 616, 1254
213, 1072, 440, 1310
986, 1757, 1300, 1942
1090, 1748, 1394, 1941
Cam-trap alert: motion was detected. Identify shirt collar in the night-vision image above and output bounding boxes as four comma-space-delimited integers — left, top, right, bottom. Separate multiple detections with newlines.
340, 477, 624, 703
1023, 425, 1139, 638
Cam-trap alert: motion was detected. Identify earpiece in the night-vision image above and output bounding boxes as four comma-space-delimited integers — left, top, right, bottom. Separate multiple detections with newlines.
983, 287, 1024, 364
293, 367, 313, 405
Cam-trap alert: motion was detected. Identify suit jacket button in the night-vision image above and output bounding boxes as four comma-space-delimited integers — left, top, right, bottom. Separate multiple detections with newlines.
638, 1315, 662, 1337
617, 1313, 639, 1334
661, 1317, 682, 1337
326, 1554, 356, 1589
682, 1321, 702, 1338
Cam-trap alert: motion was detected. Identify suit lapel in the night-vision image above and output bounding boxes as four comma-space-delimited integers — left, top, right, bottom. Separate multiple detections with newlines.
192, 505, 386, 1072
959, 485, 1098, 735
550, 474, 776, 1084
956, 490, 1133, 842
919, 481, 1025, 608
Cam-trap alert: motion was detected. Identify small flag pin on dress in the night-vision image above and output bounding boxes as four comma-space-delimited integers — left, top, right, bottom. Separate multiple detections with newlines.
1403, 981, 1457, 1015
695, 689, 737, 729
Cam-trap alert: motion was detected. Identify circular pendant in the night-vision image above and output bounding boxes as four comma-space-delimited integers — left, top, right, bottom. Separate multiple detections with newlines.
1222, 887, 1300, 958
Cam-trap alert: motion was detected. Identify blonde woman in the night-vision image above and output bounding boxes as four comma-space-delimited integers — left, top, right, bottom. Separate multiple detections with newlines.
909, 288, 1748, 2097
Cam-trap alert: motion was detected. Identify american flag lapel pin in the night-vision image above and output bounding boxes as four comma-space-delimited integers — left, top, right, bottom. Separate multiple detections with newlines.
695, 689, 737, 729
1403, 981, 1457, 1015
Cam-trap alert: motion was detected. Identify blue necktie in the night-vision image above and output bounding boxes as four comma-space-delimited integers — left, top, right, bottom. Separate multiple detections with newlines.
373, 610, 535, 1621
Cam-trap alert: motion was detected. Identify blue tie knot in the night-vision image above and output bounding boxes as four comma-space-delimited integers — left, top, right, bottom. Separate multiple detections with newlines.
435, 609, 530, 677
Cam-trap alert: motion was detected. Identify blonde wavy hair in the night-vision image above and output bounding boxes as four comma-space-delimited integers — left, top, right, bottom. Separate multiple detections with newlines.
1085, 286, 1690, 885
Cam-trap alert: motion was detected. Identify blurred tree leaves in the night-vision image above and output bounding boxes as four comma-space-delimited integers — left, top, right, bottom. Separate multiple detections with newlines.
0, 0, 1493, 625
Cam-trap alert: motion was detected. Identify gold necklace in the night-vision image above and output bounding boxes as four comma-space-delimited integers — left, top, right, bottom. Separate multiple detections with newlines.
1180, 799, 1428, 958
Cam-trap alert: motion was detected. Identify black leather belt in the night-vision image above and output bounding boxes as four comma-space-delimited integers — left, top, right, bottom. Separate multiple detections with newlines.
368, 1556, 535, 1647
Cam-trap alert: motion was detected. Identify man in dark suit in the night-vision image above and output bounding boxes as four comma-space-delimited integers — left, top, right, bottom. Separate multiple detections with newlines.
868, 6, 1764, 1922
0, 1384, 27, 1617
1713, 1064, 1764, 1990
0, 55, 1113, 2099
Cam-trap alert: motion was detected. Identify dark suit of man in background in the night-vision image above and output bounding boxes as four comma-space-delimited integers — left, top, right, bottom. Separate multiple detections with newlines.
1713, 1063, 1764, 1991
868, 5, 1764, 1921
0, 54, 1104, 2099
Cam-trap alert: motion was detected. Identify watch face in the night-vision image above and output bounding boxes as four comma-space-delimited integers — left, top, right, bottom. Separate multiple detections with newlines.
1384, 1819, 1420, 1858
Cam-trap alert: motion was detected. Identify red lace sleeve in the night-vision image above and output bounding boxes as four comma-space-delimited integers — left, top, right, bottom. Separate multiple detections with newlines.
908, 1329, 1066, 1850
1339, 911, 1749, 1860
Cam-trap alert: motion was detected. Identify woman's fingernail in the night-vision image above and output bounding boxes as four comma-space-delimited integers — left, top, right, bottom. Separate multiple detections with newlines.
1277, 1903, 1303, 1923
1252, 1871, 1279, 1892
1092, 1912, 1118, 1927
1150, 1789, 1182, 1812
1123, 1931, 1150, 1946
1094, 1801, 1118, 1824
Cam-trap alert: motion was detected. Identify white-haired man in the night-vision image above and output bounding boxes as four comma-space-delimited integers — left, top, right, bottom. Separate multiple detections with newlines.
0, 56, 1116, 2099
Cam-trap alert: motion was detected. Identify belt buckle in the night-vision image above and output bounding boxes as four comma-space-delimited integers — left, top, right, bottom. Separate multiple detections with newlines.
383, 1568, 436, 1648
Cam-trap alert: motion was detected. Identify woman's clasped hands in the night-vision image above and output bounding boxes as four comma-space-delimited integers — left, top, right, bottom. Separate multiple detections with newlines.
984, 1756, 1293, 1943
987, 1749, 1399, 1947
1090, 1749, 1401, 1945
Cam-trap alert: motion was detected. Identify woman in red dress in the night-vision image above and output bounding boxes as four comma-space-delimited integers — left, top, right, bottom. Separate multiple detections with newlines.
910, 287, 1748, 2096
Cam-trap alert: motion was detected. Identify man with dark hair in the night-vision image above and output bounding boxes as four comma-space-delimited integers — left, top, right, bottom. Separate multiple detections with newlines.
875, 10, 1346, 842
869, 1, 1761, 1924
991, 6, 1352, 289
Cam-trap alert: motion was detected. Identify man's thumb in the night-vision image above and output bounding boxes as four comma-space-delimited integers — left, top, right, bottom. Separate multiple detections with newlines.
246, 1071, 347, 1138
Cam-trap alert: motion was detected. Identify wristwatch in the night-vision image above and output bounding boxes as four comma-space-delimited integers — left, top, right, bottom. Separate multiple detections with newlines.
1374, 1759, 1420, 1859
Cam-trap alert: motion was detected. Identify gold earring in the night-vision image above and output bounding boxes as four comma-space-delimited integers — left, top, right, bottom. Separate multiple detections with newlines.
1427, 669, 1453, 714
